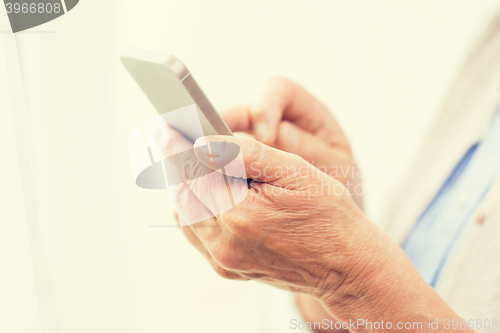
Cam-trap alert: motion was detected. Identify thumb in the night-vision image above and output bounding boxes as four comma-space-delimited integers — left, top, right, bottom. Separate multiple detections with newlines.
193, 135, 310, 187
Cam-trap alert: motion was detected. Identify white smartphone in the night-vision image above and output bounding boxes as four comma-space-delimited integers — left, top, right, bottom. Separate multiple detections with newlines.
120, 48, 233, 141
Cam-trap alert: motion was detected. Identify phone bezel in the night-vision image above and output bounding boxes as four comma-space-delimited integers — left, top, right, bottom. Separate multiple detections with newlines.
120, 48, 233, 137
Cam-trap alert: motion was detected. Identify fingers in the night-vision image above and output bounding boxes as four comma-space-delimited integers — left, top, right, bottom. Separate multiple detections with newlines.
221, 77, 346, 147
268, 78, 345, 146
193, 135, 312, 188
276, 121, 349, 168
249, 76, 295, 144
159, 126, 229, 227
170, 178, 222, 234
175, 213, 248, 281
219, 105, 252, 134
168, 150, 239, 226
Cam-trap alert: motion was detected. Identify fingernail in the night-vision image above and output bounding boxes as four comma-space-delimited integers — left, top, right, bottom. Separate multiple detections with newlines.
194, 137, 226, 158
254, 122, 270, 143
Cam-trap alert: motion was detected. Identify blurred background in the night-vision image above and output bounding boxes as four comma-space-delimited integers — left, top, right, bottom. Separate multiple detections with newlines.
2, 0, 500, 332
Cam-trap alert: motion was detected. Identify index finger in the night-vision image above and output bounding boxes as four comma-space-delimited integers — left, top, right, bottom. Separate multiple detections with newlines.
222, 77, 343, 146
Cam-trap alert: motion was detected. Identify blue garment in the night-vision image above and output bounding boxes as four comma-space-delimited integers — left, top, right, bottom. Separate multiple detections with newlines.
403, 109, 500, 287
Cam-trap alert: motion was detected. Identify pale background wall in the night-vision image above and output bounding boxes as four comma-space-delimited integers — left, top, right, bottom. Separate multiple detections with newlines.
2, 0, 500, 332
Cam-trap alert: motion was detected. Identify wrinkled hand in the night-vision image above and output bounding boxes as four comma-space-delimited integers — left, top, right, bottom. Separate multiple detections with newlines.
157, 81, 471, 333
221, 77, 363, 208
158, 127, 388, 303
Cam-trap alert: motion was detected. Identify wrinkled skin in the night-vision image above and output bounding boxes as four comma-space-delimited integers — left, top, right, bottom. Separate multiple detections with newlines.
221, 76, 363, 209
157, 124, 387, 303
157, 78, 471, 333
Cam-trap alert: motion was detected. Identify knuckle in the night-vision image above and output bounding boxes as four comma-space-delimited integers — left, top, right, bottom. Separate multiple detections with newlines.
251, 105, 268, 118
251, 76, 292, 118
220, 205, 265, 245
210, 238, 249, 271
220, 208, 254, 237
214, 249, 240, 270
265, 76, 292, 99
243, 140, 265, 164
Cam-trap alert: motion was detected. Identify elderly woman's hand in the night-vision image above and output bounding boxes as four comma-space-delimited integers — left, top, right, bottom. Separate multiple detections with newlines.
160, 127, 393, 303
220, 77, 363, 209
159, 127, 472, 333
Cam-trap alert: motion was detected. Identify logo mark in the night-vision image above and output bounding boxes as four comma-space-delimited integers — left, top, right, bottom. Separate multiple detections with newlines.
128, 105, 249, 226
3, 0, 79, 33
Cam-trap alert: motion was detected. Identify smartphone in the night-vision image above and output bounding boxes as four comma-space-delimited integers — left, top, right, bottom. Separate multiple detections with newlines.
120, 47, 233, 141
122, 48, 248, 223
